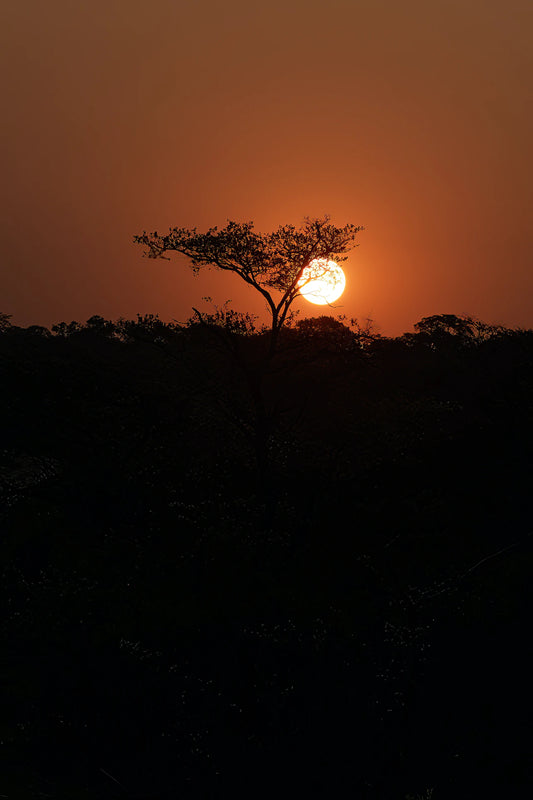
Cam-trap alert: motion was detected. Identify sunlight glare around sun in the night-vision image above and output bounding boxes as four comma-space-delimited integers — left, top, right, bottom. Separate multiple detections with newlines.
297, 258, 346, 305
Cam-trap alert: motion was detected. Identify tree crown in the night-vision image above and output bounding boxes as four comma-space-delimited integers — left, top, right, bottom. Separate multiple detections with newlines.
134, 216, 363, 352
134, 216, 362, 293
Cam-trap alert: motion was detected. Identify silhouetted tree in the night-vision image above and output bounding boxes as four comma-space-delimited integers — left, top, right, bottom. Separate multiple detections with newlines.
115, 313, 181, 344
51, 320, 83, 337
134, 217, 362, 488
293, 314, 378, 353
410, 313, 502, 349
24, 325, 52, 338
185, 301, 260, 338
415, 314, 478, 338
134, 217, 362, 355
85, 314, 117, 338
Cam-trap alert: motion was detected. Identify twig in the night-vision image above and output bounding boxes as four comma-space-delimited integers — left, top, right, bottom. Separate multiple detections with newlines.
462, 531, 533, 577
99, 767, 128, 791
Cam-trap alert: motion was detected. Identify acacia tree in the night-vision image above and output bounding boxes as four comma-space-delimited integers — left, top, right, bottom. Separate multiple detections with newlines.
134, 217, 362, 355
134, 217, 362, 494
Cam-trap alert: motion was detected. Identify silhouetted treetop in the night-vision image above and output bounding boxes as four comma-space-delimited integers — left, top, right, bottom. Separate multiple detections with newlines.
413, 313, 502, 343
134, 217, 363, 351
135, 217, 361, 290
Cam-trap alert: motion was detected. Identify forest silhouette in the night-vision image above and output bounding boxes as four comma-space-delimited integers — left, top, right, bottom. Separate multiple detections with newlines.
1, 303, 533, 798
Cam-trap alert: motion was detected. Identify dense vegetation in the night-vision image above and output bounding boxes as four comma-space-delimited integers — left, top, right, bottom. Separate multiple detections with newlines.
1, 311, 532, 798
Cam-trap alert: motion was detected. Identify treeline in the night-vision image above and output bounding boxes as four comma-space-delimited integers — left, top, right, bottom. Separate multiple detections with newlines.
1, 311, 533, 798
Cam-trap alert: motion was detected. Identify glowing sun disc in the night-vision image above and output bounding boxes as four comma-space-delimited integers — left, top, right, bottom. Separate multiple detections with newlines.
297, 258, 346, 305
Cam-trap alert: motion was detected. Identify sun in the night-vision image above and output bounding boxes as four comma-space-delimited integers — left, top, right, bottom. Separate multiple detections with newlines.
297, 258, 346, 305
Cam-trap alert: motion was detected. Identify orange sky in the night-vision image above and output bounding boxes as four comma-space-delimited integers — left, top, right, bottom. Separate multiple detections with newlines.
1, 0, 532, 335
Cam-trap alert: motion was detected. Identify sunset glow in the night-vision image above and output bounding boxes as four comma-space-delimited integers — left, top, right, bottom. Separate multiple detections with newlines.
1, 1, 532, 334
297, 258, 346, 305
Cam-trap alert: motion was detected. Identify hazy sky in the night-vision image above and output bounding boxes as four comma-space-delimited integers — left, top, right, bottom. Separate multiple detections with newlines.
2, 0, 532, 335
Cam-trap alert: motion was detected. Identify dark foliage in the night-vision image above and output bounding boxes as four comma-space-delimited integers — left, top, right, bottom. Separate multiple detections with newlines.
134, 217, 363, 355
1, 312, 532, 798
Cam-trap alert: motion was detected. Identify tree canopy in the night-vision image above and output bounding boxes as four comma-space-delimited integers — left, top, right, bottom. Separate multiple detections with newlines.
134, 217, 363, 350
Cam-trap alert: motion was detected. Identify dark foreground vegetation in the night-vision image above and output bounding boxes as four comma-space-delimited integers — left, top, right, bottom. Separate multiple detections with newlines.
1, 310, 532, 798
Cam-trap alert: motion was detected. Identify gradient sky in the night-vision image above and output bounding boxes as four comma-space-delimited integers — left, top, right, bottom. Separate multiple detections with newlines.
2, 0, 532, 335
